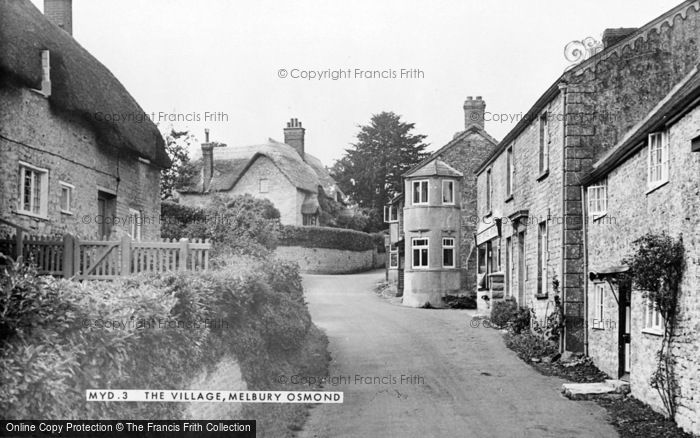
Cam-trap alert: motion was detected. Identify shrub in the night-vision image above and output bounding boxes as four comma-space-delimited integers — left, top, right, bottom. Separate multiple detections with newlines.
444, 295, 477, 309
371, 232, 387, 253
504, 332, 558, 361
490, 299, 519, 327
278, 225, 376, 252
508, 307, 531, 334
160, 201, 207, 240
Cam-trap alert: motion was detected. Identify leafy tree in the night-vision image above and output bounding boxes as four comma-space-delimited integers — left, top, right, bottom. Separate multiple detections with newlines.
331, 112, 428, 213
160, 128, 197, 200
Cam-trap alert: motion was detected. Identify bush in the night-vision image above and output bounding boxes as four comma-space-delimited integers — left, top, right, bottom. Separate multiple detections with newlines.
278, 225, 377, 252
371, 232, 387, 253
0, 255, 314, 420
490, 299, 519, 327
444, 295, 477, 309
504, 332, 558, 361
508, 307, 531, 334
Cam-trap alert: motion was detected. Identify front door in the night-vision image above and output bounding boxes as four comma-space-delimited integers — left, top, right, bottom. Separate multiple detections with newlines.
517, 231, 526, 305
618, 281, 631, 379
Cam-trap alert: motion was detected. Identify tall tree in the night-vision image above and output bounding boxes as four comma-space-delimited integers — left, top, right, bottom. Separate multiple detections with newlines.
160, 128, 197, 200
331, 112, 428, 211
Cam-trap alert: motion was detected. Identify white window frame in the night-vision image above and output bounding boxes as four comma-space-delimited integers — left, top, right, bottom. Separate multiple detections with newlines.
442, 237, 455, 268
18, 162, 49, 218
383, 205, 398, 223
506, 146, 514, 197
259, 178, 269, 193
643, 297, 664, 335
592, 283, 605, 329
59, 181, 74, 214
129, 208, 142, 240
412, 237, 429, 269
647, 131, 669, 189
412, 180, 429, 205
389, 248, 399, 268
587, 178, 607, 217
442, 180, 455, 205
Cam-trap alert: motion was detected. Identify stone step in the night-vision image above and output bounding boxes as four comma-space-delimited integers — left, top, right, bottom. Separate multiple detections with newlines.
561, 381, 627, 401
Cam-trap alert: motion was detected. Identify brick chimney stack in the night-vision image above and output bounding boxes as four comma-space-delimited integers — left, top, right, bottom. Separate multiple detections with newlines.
201, 129, 214, 192
44, 0, 73, 35
464, 96, 486, 130
284, 118, 305, 160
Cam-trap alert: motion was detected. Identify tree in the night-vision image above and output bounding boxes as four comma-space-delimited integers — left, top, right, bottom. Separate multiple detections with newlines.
331, 112, 428, 214
160, 128, 197, 200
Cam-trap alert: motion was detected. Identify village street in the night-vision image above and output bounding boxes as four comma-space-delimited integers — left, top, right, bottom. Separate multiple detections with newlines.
298, 270, 618, 438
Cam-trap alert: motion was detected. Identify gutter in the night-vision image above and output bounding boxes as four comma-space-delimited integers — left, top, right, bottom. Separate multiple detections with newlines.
581, 184, 589, 356
559, 82, 568, 353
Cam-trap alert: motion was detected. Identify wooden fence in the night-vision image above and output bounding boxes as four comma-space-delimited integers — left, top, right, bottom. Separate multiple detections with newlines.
0, 231, 211, 280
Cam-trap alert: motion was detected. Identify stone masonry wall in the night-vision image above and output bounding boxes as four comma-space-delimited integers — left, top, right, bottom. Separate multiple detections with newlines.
275, 246, 381, 274
0, 82, 162, 240
586, 106, 700, 434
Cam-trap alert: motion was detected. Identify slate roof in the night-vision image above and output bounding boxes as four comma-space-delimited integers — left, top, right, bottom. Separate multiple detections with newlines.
179, 139, 338, 195
0, 0, 170, 168
404, 159, 464, 178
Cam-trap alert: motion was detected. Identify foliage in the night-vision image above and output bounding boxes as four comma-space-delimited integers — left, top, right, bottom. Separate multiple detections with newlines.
623, 232, 685, 419
330, 111, 428, 214
278, 225, 378, 252
503, 332, 559, 362
160, 195, 281, 258
490, 299, 519, 328
0, 257, 315, 421
443, 295, 477, 309
160, 128, 197, 200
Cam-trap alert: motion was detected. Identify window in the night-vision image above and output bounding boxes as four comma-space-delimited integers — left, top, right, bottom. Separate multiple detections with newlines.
643, 298, 664, 333
412, 180, 429, 205
592, 284, 605, 329
539, 112, 549, 175
588, 178, 607, 217
383, 205, 398, 223
389, 248, 399, 268
18, 162, 49, 217
59, 181, 74, 214
647, 132, 669, 188
259, 178, 269, 193
303, 214, 317, 226
485, 169, 492, 213
537, 221, 548, 296
412, 237, 429, 268
442, 180, 455, 205
129, 208, 142, 240
506, 146, 514, 197
442, 237, 455, 268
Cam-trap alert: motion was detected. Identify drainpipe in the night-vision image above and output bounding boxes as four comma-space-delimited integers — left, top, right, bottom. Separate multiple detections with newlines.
558, 82, 568, 352
581, 184, 589, 356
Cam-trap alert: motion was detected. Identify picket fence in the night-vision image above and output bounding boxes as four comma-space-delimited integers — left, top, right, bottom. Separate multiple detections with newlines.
0, 231, 211, 280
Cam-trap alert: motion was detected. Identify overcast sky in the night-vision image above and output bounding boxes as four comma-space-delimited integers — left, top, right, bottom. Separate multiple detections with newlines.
32, 0, 680, 166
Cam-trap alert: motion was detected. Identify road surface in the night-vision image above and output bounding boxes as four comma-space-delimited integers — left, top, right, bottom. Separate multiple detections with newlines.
298, 270, 617, 438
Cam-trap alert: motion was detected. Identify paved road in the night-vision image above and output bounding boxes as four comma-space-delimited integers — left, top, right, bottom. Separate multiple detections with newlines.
298, 270, 617, 438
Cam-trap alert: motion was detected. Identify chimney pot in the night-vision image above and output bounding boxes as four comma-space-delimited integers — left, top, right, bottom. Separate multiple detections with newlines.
44, 0, 73, 35
284, 118, 306, 160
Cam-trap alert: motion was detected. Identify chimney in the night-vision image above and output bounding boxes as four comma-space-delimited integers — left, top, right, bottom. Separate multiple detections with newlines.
602, 28, 638, 49
44, 0, 73, 35
284, 118, 305, 159
464, 96, 486, 130
201, 129, 214, 192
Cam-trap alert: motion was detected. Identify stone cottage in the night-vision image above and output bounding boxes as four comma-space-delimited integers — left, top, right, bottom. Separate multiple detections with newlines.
474, 0, 700, 352
581, 65, 700, 435
0, 0, 170, 240
177, 119, 343, 226
385, 96, 499, 300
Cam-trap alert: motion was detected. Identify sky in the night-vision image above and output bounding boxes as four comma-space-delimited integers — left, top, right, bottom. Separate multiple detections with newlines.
32, 0, 682, 166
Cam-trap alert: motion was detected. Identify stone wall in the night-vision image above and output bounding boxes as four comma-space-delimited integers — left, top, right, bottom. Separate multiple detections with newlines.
275, 245, 384, 274
0, 82, 162, 240
586, 106, 700, 434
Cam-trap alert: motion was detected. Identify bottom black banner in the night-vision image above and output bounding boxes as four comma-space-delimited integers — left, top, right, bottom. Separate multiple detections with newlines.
0, 421, 256, 438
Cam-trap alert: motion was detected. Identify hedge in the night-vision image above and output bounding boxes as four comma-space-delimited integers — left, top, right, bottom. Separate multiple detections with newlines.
0, 255, 313, 420
278, 225, 381, 252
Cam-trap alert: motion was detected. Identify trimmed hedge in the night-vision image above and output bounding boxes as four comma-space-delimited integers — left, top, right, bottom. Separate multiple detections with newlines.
278, 225, 378, 252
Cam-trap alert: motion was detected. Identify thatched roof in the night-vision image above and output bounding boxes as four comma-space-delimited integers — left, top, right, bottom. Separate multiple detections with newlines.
179, 139, 338, 194
0, 0, 170, 168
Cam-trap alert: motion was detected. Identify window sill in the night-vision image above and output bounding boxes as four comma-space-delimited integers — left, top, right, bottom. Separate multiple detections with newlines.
504, 194, 514, 203
591, 325, 605, 331
535, 293, 548, 300
536, 170, 549, 182
15, 210, 48, 221
645, 180, 669, 196
642, 328, 664, 337
60, 210, 73, 215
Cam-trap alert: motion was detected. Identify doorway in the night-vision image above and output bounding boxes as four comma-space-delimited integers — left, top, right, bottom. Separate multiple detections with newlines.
618, 281, 631, 380
517, 231, 526, 306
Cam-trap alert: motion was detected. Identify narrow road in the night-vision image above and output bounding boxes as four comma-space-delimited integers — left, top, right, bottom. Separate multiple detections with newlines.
298, 270, 617, 438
